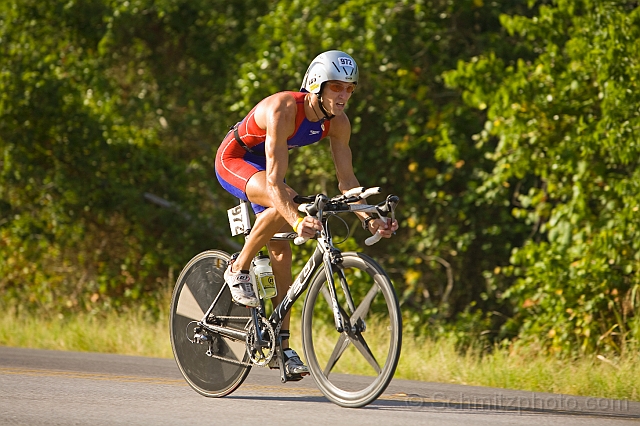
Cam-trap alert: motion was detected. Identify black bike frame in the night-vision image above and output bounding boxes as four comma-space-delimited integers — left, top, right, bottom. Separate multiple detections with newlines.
199, 214, 345, 345
269, 210, 351, 334
202, 188, 396, 347
269, 243, 323, 330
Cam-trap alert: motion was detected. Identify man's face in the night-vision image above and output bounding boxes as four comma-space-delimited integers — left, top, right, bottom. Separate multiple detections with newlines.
321, 80, 356, 115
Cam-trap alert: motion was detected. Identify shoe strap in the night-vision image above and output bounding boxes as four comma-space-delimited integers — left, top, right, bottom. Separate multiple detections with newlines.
283, 348, 299, 359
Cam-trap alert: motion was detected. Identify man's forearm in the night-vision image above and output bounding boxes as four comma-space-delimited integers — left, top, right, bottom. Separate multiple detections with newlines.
267, 183, 299, 226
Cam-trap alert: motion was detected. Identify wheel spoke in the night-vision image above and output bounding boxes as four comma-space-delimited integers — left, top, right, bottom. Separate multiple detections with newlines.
344, 284, 384, 373
325, 267, 379, 325
322, 332, 350, 376
348, 331, 381, 374
333, 281, 378, 332
322, 271, 383, 375
350, 284, 379, 323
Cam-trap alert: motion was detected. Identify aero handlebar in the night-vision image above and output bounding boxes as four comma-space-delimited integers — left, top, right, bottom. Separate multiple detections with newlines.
292, 188, 399, 246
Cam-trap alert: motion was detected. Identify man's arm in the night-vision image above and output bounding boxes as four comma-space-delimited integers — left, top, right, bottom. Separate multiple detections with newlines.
258, 94, 302, 228
329, 115, 398, 237
328, 114, 361, 194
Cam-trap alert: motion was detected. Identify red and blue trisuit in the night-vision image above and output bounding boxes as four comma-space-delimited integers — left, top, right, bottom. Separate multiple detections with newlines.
215, 91, 330, 213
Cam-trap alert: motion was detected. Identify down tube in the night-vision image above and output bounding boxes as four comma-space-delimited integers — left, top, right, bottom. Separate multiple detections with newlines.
270, 247, 324, 327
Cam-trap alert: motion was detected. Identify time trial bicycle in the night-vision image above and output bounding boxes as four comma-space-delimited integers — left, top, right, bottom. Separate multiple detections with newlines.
169, 186, 402, 408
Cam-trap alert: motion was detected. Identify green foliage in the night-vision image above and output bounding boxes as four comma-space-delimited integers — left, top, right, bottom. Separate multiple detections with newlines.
446, 0, 640, 354
0, 0, 263, 314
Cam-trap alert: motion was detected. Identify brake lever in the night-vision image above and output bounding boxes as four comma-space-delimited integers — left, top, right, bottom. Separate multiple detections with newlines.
365, 195, 399, 246
294, 194, 328, 245
387, 195, 399, 235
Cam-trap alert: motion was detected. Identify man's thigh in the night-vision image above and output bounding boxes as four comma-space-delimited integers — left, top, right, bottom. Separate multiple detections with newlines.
245, 171, 297, 209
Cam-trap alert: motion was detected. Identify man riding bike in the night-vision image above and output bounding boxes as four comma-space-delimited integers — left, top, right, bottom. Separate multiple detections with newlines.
214, 50, 399, 380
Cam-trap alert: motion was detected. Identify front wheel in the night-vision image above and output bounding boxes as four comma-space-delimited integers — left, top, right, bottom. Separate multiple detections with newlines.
301, 252, 402, 408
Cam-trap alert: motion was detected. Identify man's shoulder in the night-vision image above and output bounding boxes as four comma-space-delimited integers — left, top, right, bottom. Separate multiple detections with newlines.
329, 112, 351, 133
262, 91, 302, 107
257, 91, 301, 118
253, 91, 301, 131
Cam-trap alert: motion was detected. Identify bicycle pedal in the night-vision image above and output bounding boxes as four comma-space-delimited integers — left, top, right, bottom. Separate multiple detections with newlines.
267, 356, 280, 369
284, 372, 309, 382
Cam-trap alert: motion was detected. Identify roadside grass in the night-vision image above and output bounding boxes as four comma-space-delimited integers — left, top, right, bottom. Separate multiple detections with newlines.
394, 333, 640, 402
1, 307, 638, 402
0, 307, 173, 359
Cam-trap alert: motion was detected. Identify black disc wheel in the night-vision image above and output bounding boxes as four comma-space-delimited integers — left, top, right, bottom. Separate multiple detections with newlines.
170, 250, 252, 397
301, 252, 402, 408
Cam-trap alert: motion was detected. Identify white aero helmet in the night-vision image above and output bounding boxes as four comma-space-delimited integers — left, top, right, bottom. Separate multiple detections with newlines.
301, 50, 359, 94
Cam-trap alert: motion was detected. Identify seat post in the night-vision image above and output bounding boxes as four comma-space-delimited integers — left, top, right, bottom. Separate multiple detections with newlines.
239, 199, 252, 237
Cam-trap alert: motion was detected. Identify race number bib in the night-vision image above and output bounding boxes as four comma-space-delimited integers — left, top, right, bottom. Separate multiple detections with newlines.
227, 202, 251, 236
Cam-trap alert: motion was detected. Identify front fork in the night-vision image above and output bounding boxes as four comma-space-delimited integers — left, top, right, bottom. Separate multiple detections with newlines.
321, 243, 363, 334
323, 251, 346, 333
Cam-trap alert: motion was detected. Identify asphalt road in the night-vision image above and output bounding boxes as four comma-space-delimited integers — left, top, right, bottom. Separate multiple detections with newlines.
0, 346, 638, 425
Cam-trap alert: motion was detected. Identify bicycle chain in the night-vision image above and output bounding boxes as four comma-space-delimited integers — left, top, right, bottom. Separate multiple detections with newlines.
208, 315, 253, 322
199, 316, 274, 367
205, 350, 252, 367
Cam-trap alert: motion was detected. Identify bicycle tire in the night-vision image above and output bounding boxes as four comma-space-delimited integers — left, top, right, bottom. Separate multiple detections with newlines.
301, 252, 402, 408
169, 250, 251, 397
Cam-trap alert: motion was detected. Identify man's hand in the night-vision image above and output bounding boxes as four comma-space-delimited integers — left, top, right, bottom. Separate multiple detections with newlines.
366, 218, 398, 238
295, 216, 323, 238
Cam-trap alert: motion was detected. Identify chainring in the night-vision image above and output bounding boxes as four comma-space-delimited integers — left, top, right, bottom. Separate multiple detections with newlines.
245, 317, 276, 366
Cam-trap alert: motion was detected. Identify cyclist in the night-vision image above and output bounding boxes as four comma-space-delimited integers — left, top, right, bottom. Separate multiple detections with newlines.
214, 50, 399, 380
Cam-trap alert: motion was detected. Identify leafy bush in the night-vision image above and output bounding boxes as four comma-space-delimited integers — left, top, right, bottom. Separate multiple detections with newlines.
446, 0, 640, 354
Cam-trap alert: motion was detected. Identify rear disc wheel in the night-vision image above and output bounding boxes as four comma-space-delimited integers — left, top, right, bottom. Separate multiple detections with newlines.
169, 250, 252, 397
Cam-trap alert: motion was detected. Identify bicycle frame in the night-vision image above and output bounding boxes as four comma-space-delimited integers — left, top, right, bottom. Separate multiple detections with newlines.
270, 221, 347, 334
198, 200, 349, 363
227, 198, 354, 329
197, 189, 396, 377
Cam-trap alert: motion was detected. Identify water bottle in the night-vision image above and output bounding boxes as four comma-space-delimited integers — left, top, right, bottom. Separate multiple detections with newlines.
252, 252, 277, 299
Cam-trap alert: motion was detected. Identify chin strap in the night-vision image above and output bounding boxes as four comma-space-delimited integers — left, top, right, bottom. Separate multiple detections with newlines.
316, 93, 335, 123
